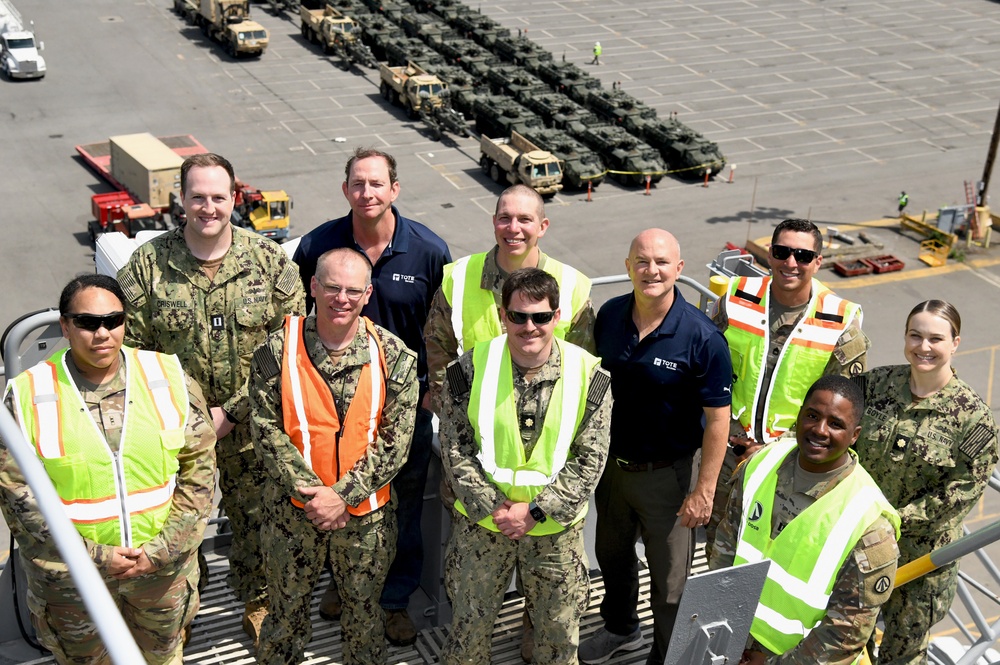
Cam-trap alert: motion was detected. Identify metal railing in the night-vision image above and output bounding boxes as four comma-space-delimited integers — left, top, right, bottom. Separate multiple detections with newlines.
0, 409, 144, 663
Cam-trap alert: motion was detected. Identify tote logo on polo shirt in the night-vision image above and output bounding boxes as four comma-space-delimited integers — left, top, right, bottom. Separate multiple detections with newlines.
653, 358, 677, 371
392, 273, 415, 284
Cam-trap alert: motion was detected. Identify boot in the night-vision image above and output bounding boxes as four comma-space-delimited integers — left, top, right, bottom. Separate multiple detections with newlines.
385, 609, 417, 646
318, 581, 343, 622
520, 610, 534, 663
242, 599, 268, 648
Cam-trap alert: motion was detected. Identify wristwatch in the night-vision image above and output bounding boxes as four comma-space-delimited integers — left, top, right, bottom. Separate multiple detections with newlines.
528, 502, 547, 524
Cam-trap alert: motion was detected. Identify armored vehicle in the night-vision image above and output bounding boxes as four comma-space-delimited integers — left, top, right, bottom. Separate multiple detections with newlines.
411, 0, 473, 22
520, 127, 605, 189
358, 0, 412, 21
417, 62, 481, 117
472, 95, 544, 139
578, 124, 667, 186
384, 35, 445, 67
492, 34, 553, 70
450, 12, 509, 47
354, 12, 396, 60
400, 11, 455, 47
485, 64, 549, 102
534, 60, 601, 104
435, 38, 497, 78
586, 88, 658, 135
644, 118, 726, 178
522, 92, 601, 135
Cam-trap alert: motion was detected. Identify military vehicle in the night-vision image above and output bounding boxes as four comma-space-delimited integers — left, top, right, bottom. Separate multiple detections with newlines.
300, 5, 377, 68
485, 64, 549, 102
358, 0, 412, 21
586, 88, 658, 134
472, 95, 545, 139
492, 34, 553, 70
522, 91, 601, 135
450, 11, 510, 47
416, 61, 481, 117
174, 0, 269, 57
644, 117, 726, 178
578, 124, 667, 186
384, 34, 445, 67
400, 11, 455, 47
410, 0, 472, 22
435, 37, 496, 78
380, 61, 469, 140
480, 131, 563, 196
534, 59, 601, 104
353, 12, 396, 60
520, 126, 606, 189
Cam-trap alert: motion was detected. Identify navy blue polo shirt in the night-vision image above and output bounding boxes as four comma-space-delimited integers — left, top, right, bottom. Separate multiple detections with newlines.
595, 288, 732, 462
293, 206, 452, 391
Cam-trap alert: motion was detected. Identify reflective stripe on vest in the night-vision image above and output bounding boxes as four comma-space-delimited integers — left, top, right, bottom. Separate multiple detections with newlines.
725, 276, 862, 442
281, 315, 390, 516
442, 252, 591, 353
734, 440, 900, 656
456, 336, 598, 535
6, 347, 187, 547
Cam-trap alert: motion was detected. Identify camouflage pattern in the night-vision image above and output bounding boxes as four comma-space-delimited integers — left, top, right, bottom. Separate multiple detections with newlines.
249, 315, 417, 664
0, 352, 215, 663
711, 445, 899, 664
257, 483, 397, 665
425, 246, 597, 412
443, 517, 589, 665
870, 564, 957, 665
854, 365, 999, 664
248, 316, 418, 505
117, 224, 305, 603
27, 550, 200, 665
438, 342, 611, 663
707, 299, 869, 555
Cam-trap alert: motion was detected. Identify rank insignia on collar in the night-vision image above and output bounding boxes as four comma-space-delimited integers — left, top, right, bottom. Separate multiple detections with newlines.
520, 414, 536, 430
893, 435, 909, 453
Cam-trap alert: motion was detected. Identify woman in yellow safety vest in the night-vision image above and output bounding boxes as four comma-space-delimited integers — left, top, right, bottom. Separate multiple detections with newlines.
0, 274, 217, 665
854, 300, 999, 664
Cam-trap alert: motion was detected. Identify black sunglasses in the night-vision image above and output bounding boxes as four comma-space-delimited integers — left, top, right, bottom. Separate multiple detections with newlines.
65, 312, 126, 332
770, 244, 818, 265
506, 310, 557, 326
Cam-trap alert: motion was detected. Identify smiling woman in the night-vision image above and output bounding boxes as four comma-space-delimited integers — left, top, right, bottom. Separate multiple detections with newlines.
854, 300, 1000, 663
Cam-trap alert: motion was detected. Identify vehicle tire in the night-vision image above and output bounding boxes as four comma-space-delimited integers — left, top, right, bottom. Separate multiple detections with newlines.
301, 24, 309, 39
380, 81, 390, 100
404, 101, 416, 119
490, 164, 501, 183
480, 156, 490, 173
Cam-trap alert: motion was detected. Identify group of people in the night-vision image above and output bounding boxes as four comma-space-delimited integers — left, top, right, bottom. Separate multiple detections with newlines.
0, 146, 996, 665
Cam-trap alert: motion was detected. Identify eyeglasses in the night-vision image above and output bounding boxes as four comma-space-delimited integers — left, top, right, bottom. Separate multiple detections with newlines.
770, 244, 818, 265
65, 312, 126, 332
317, 282, 367, 301
505, 310, 556, 326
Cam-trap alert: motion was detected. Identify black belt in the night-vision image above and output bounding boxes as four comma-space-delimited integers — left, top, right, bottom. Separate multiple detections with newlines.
614, 458, 675, 473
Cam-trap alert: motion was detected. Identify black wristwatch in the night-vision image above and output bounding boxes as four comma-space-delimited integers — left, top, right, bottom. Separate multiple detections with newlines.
528, 502, 547, 524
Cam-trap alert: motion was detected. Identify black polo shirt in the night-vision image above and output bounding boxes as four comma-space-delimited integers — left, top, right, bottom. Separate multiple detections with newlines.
293, 206, 452, 392
595, 288, 732, 462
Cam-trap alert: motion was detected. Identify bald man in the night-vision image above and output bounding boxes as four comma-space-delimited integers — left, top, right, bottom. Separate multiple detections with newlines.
580, 230, 732, 665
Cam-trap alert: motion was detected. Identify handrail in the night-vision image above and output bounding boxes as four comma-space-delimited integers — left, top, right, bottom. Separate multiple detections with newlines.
0, 408, 144, 663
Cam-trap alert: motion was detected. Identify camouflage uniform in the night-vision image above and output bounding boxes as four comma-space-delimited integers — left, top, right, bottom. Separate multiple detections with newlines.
0, 352, 216, 664
439, 343, 612, 665
424, 246, 597, 412
854, 366, 999, 665
711, 444, 899, 665
249, 316, 418, 665
708, 294, 869, 553
117, 224, 305, 603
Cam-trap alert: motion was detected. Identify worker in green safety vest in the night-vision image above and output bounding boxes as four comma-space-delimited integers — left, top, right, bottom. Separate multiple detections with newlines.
710, 375, 900, 665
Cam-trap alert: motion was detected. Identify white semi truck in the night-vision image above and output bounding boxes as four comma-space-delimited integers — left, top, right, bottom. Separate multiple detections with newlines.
0, 0, 45, 79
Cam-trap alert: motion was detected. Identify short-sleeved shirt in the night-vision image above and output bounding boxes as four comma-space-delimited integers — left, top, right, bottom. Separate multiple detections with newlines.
293, 206, 452, 391
596, 288, 732, 462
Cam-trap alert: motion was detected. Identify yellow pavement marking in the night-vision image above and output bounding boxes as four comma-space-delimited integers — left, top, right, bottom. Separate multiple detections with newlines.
931, 615, 1000, 639
833, 256, 1000, 290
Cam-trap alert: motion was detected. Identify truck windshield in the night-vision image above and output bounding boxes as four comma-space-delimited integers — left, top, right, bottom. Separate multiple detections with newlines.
6, 38, 35, 49
252, 30, 267, 40
419, 83, 445, 97
269, 201, 287, 220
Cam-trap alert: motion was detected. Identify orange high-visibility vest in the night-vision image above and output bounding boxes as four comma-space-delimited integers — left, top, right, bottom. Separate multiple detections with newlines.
281, 315, 390, 516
